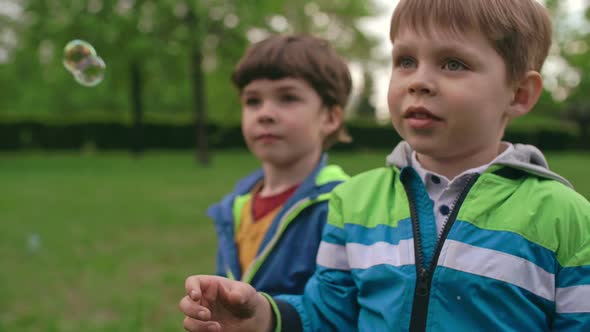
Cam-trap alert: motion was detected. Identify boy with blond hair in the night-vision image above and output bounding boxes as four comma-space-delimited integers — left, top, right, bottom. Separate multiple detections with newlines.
180, 1, 590, 331
206, 34, 351, 296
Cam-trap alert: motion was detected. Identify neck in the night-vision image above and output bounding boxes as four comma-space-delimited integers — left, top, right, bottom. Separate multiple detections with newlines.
259, 150, 322, 197
416, 143, 506, 180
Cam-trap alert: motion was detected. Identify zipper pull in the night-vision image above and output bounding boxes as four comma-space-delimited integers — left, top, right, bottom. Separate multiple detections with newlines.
416, 267, 430, 297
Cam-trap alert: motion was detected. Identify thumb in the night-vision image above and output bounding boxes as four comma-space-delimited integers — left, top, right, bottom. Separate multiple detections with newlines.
218, 281, 257, 319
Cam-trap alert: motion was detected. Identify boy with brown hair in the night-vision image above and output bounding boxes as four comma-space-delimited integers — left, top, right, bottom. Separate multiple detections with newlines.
206, 34, 351, 297
181, 1, 590, 331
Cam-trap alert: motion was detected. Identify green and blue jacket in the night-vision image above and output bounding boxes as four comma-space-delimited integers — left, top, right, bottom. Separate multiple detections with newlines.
207, 154, 349, 296
272, 142, 590, 331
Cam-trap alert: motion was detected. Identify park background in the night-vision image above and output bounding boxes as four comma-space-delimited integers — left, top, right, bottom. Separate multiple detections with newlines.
1, 0, 589, 331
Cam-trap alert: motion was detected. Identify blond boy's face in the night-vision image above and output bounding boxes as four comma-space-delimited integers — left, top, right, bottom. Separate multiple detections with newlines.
388, 27, 515, 162
240, 78, 330, 167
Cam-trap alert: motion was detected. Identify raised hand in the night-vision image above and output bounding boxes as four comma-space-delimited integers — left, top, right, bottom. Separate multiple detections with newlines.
180, 275, 273, 332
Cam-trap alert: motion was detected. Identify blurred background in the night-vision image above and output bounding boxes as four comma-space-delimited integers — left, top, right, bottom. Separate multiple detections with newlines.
0, 0, 588, 331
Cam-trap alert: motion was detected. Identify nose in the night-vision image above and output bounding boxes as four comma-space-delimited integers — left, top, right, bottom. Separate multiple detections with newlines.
408, 68, 436, 96
409, 84, 434, 95
256, 101, 277, 124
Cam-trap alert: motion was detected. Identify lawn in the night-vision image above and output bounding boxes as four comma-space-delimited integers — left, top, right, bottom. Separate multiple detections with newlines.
0, 150, 588, 331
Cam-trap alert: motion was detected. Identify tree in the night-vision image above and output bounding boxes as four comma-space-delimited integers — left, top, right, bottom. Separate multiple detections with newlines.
4, 0, 382, 159
549, 1, 590, 149
356, 70, 377, 119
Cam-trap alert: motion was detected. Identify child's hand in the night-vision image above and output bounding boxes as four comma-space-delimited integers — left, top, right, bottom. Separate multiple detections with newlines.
179, 275, 273, 332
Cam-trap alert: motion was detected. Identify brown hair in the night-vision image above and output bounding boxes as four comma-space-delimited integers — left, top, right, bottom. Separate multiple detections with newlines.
390, 0, 553, 83
232, 34, 353, 148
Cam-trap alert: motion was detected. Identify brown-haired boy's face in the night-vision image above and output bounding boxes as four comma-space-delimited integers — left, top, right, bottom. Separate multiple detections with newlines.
240, 77, 334, 168
388, 27, 515, 164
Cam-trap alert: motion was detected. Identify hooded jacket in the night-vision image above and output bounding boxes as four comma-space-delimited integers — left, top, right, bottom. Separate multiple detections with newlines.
207, 154, 349, 295
274, 142, 590, 332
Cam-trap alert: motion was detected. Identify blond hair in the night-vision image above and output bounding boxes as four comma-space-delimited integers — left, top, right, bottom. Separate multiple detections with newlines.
390, 0, 553, 83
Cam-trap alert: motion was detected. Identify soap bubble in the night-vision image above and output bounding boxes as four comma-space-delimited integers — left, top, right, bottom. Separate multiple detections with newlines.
27, 233, 41, 253
63, 39, 106, 87
63, 39, 97, 73
73, 55, 106, 87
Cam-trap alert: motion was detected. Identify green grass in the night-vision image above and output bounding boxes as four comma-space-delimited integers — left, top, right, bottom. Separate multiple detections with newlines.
0, 150, 588, 331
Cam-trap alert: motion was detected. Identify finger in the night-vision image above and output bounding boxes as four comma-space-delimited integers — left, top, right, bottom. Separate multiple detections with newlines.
228, 279, 258, 305
179, 296, 212, 320
220, 282, 246, 305
184, 275, 219, 301
185, 276, 205, 301
201, 277, 221, 304
218, 283, 256, 319
183, 316, 221, 332
193, 276, 228, 303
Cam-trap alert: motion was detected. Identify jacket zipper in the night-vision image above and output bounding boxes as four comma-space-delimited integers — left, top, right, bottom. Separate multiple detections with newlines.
404, 173, 480, 332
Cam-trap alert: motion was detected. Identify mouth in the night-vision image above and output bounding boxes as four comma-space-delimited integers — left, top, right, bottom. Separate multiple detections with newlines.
403, 106, 442, 120
255, 133, 280, 141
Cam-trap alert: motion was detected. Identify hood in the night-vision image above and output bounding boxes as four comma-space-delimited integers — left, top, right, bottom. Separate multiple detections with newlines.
385, 141, 572, 188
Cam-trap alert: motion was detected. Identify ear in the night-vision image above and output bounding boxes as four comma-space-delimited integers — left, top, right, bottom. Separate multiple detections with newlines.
321, 105, 344, 136
506, 71, 543, 119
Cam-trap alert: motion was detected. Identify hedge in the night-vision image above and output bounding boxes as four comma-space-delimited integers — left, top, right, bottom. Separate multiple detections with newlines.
0, 114, 581, 151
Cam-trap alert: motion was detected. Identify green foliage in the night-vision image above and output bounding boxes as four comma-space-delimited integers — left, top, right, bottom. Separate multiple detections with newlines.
508, 114, 578, 133
0, 0, 380, 124
546, 2, 590, 130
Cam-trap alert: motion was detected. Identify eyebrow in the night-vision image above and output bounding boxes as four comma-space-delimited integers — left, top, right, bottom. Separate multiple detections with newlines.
242, 83, 302, 95
274, 83, 302, 92
391, 42, 411, 54
393, 42, 479, 60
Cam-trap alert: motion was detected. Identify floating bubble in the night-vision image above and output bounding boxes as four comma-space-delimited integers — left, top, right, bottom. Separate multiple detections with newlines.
63, 39, 107, 87
63, 39, 97, 73
73, 55, 106, 87
27, 233, 41, 253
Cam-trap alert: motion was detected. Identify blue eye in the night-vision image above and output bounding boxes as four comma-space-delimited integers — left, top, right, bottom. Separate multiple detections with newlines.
444, 59, 467, 71
399, 57, 416, 69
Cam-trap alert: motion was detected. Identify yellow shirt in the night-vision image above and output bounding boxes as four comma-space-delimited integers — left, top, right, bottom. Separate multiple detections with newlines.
235, 197, 281, 273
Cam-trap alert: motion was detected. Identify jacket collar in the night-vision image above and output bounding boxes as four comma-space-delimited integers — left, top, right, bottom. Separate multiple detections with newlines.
386, 141, 572, 188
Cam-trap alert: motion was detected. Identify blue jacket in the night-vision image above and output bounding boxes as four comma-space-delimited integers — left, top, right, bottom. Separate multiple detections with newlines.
207, 155, 349, 296
272, 143, 590, 331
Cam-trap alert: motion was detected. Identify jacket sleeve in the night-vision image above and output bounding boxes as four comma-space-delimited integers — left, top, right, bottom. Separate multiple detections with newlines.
552, 237, 590, 331
209, 203, 228, 277
552, 197, 590, 331
273, 191, 359, 332
208, 194, 237, 278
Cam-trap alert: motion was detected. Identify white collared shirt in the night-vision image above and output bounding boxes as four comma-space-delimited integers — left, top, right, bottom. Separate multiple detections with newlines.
410, 143, 514, 235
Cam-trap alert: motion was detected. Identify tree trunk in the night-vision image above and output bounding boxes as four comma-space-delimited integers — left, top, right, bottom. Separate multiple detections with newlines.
187, 10, 210, 165
356, 70, 376, 119
130, 60, 144, 157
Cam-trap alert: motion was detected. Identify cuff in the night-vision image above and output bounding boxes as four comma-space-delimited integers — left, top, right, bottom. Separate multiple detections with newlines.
259, 293, 303, 332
